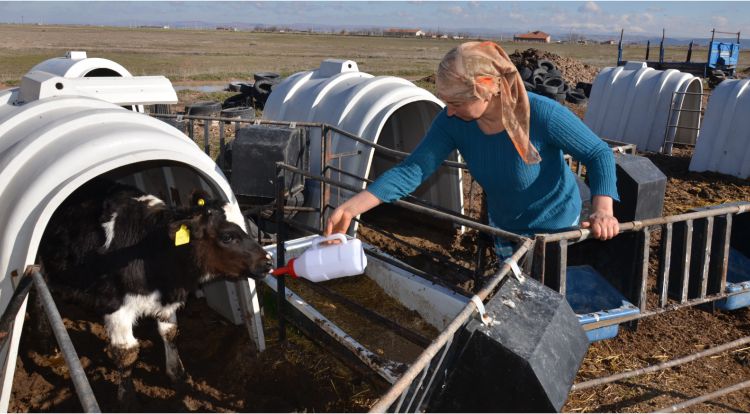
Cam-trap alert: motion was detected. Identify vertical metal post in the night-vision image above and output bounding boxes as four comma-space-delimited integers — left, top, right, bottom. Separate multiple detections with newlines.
709, 214, 732, 295
203, 118, 210, 156
320, 126, 330, 232
680, 220, 694, 303
275, 164, 287, 341
636, 228, 650, 311
29, 269, 100, 413
531, 236, 547, 285
696, 217, 714, 298
658, 223, 673, 308
218, 119, 226, 167
662, 92, 678, 155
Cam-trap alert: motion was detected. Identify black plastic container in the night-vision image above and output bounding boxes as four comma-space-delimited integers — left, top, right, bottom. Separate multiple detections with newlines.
431, 276, 589, 412
229, 125, 308, 207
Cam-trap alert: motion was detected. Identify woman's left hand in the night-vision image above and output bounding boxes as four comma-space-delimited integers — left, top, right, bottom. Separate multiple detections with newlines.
581, 195, 620, 240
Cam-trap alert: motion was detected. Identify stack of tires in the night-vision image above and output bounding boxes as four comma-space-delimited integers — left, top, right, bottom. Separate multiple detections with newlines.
517, 60, 588, 105
223, 72, 281, 111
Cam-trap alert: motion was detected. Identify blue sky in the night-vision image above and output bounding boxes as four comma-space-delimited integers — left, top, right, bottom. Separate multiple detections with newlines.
0, 1, 748, 38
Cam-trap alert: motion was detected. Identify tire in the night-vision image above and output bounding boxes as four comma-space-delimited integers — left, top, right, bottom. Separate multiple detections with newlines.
253, 72, 281, 84
523, 81, 535, 91
228, 82, 243, 92
222, 94, 253, 109
519, 67, 533, 81
547, 69, 563, 78
239, 82, 255, 95
542, 77, 565, 94
536, 83, 559, 95
220, 106, 255, 120
185, 101, 222, 116
575, 82, 593, 98
532, 68, 548, 79
532, 74, 545, 86
252, 79, 275, 109
708, 76, 725, 88
253, 79, 274, 95
537, 60, 556, 72
566, 90, 588, 105
553, 92, 566, 104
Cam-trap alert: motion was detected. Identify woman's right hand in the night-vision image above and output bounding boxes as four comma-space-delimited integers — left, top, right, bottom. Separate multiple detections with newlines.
325, 191, 383, 236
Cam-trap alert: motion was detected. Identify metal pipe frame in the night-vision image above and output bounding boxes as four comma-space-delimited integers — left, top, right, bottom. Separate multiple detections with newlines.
572, 334, 750, 391
653, 378, 750, 412
276, 162, 527, 243
25, 267, 100, 413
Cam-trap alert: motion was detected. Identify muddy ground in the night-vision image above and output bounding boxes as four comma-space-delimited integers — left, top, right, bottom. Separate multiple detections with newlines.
9, 50, 750, 412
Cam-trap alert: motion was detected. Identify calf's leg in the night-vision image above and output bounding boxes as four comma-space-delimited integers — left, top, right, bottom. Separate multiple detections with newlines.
157, 312, 186, 382
104, 309, 140, 408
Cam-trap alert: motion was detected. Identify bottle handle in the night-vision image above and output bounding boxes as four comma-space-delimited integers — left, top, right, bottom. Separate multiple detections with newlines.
310, 233, 348, 249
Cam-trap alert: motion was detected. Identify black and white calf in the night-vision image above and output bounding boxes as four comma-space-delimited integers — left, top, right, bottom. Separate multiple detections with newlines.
37, 179, 272, 404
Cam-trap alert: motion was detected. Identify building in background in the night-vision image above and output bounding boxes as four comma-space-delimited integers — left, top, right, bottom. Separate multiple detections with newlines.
514, 30, 551, 43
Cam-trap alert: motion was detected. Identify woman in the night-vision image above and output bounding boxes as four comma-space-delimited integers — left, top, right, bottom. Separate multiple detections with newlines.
325, 41, 619, 258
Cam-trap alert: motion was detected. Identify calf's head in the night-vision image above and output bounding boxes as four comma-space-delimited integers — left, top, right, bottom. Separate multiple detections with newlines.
168, 193, 272, 280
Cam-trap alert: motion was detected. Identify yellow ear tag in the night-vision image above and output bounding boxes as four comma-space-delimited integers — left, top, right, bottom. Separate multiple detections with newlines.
175, 224, 190, 246
197, 198, 205, 206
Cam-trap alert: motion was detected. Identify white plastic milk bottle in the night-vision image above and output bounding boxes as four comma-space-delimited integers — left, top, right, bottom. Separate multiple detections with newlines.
271, 234, 368, 282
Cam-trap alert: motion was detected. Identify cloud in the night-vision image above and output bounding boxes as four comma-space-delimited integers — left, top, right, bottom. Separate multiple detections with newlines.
447, 6, 463, 15
712, 15, 729, 28
578, 1, 601, 14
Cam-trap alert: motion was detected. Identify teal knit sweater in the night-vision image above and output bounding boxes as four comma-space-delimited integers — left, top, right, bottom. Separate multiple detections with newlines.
366, 92, 619, 235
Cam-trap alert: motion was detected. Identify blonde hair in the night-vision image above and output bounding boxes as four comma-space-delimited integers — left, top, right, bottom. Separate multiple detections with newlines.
436, 41, 540, 164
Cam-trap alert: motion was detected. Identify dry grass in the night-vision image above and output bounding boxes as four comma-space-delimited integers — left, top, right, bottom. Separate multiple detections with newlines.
2, 24, 748, 86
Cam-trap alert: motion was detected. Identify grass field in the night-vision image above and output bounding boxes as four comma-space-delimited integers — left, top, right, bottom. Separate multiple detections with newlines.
2, 24, 748, 86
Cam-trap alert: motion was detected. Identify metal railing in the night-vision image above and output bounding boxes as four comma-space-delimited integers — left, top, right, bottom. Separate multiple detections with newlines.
530, 202, 750, 330
563, 141, 637, 177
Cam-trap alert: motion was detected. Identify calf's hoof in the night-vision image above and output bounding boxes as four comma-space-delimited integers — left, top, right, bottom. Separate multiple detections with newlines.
166, 359, 187, 383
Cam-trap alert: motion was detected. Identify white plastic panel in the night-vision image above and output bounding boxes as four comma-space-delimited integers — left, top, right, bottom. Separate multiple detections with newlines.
689, 79, 750, 179
30, 50, 133, 78
584, 61, 703, 153
262, 59, 463, 233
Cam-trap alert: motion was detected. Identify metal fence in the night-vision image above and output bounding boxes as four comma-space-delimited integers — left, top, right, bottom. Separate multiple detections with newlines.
530, 202, 750, 329
149, 109, 750, 412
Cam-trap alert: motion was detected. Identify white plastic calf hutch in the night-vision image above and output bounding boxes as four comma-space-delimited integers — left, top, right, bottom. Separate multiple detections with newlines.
584, 61, 703, 154
0, 55, 265, 410
262, 59, 464, 231
689, 78, 750, 179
